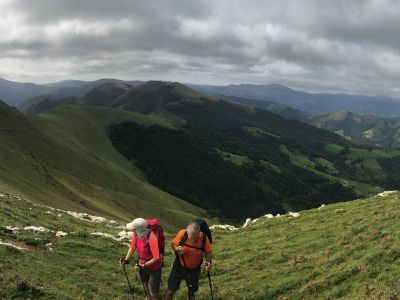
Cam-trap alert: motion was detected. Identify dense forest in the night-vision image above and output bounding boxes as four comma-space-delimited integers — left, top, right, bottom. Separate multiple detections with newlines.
108, 99, 357, 221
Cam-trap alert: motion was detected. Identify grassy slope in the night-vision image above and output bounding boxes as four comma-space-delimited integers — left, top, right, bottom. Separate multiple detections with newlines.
281, 144, 382, 197
0, 105, 205, 230
215, 192, 400, 299
2, 191, 400, 299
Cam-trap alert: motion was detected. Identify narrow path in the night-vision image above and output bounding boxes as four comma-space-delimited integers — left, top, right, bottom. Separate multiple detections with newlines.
0, 239, 32, 251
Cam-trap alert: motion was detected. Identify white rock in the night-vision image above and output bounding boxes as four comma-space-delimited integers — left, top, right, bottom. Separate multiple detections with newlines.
90, 232, 118, 241
288, 212, 301, 218
209, 224, 238, 231
24, 226, 52, 233
5, 226, 21, 233
251, 218, 259, 224
55, 231, 68, 237
90, 216, 107, 223
264, 214, 274, 219
46, 243, 54, 251
57, 214, 62, 217
0, 193, 6, 198
117, 231, 133, 241
318, 204, 325, 210
6, 225, 52, 234
242, 218, 252, 228
377, 190, 397, 197
109, 220, 118, 226
65, 210, 117, 226
276, 214, 281, 217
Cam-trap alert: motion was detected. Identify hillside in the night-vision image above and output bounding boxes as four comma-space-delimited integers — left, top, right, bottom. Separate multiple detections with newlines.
191, 83, 400, 118
18, 79, 143, 113
2, 189, 400, 299
15, 81, 400, 220
0, 101, 204, 230
312, 111, 400, 149
106, 82, 397, 219
107, 80, 208, 114
222, 95, 310, 122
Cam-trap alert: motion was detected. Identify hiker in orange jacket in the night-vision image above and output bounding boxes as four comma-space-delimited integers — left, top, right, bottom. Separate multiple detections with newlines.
164, 222, 212, 300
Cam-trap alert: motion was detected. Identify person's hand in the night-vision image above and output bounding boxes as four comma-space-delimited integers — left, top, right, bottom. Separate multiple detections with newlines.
176, 246, 185, 255
204, 261, 212, 272
138, 263, 146, 269
119, 258, 128, 266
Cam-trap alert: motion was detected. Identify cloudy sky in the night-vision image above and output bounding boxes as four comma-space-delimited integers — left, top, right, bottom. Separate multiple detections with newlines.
1, 0, 400, 96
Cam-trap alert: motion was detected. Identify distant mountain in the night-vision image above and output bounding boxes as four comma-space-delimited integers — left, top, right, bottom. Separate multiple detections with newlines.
22, 80, 208, 115
10, 78, 400, 117
19, 79, 143, 113
0, 78, 143, 108
312, 111, 400, 149
19, 94, 77, 114
77, 81, 132, 106
191, 84, 400, 118
221, 95, 310, 122
0, 78, 50, 106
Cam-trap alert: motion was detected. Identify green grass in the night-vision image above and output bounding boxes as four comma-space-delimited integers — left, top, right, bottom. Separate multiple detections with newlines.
346, 148, 400, 160
315, 157, 338, 174
363, 129, 374, 139
0, 105, 205, 230
243, 126, 280, 138
216, 149, 251, 166
279, 145, 317, 170
260, 160, 281, 173
281, 144, 381, 197
2, 189, 400, 299
335, 130, 352, 140
212, 192, 400, 299
325, 143, 344, 154
346, 180, 382, 196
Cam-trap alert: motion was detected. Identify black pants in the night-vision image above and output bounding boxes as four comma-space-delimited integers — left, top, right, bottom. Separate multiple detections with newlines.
138, 267, 162, 294
167, 258, 201, 293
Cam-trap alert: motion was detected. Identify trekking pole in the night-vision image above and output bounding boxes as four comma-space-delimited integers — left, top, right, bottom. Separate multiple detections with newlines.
135, 264, 150, 300
122, 264, 135, 300
181, 255, 195, 300
206, 271, 214, 300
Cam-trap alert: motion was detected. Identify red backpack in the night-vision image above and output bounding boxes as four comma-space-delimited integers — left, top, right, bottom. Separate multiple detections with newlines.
146, 219, 165, 256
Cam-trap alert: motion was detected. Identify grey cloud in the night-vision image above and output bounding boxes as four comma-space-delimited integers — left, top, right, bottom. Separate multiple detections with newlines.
2, 0, 400, 96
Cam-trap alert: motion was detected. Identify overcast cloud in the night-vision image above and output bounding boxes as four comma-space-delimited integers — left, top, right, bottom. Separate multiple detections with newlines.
1, 0, 400, 96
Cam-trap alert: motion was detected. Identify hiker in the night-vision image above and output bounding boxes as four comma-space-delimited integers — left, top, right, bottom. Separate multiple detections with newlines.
120, 218, 163, 300
164, 222, 213, 300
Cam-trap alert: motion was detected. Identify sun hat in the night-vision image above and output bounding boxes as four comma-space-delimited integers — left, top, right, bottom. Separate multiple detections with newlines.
126, 218, 148, 239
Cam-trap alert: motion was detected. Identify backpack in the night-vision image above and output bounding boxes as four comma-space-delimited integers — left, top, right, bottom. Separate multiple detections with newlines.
194, 218, 212, 244
146, 219, 165, 256
179, 218, 212, 252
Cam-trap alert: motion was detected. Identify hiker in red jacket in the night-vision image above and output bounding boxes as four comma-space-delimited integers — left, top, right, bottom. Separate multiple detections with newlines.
120, 218, 162, 300
164, 222, 213, 300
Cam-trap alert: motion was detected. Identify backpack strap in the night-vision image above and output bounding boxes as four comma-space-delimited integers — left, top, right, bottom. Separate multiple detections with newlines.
179, 231, 206, 252
138, 230, 152, 261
